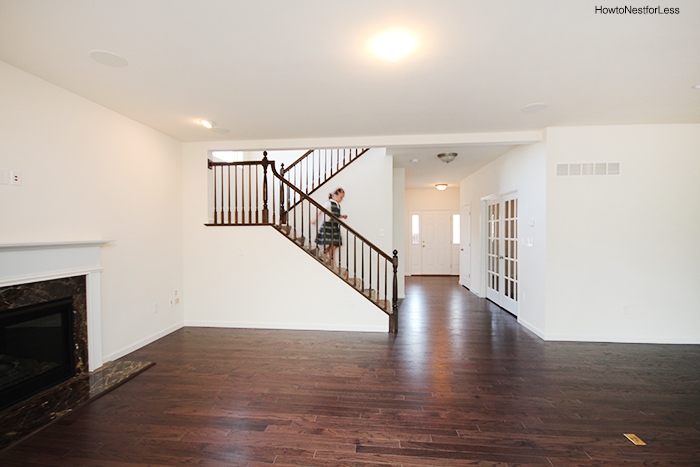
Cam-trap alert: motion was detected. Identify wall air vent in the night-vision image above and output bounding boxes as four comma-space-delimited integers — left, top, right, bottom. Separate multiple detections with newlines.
556, 162, 621, 176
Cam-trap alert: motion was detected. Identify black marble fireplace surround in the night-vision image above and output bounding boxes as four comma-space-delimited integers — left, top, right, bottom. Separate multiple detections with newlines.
0, 276, 154, 451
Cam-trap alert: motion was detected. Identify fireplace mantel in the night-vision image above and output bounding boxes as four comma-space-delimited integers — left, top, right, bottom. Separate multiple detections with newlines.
0, 240, 111, 370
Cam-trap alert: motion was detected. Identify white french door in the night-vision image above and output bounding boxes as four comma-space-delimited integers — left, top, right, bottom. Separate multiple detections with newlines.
485, 195, 519, 315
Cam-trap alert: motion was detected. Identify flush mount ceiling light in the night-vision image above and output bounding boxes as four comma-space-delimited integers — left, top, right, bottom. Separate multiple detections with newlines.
371, 31, 416, 62
437, 152, 457, 163
521, 102, 548, 113
435, 184, 448, 191
200, 120, 214, 129
89, 50, 128, 67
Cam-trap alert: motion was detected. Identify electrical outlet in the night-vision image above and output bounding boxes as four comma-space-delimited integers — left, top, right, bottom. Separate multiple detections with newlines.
10, 171, 22, 186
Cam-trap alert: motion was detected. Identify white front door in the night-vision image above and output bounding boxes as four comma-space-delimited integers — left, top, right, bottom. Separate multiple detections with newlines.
459, 204, 471, 288
485, 195, 519, 315
421, 210, 452, 274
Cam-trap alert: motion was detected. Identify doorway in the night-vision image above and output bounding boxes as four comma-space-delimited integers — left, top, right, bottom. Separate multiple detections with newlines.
410, 210, 460, 275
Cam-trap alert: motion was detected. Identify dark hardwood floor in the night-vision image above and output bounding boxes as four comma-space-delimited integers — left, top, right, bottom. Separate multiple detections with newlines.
2, 276, 699, 466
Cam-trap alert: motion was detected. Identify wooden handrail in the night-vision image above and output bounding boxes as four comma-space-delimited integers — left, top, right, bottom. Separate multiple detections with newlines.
283, 149, 314, 172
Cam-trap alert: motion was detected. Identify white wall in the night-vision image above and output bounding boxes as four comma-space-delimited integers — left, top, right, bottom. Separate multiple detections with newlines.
182, 143, 393, 331
0, 61, 184, 360
546, 125, 700, 343
393, 168, 406, 298
460, 143, 547, 336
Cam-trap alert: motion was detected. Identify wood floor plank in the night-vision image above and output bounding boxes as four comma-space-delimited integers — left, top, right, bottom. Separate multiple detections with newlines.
2, 276, 699, 465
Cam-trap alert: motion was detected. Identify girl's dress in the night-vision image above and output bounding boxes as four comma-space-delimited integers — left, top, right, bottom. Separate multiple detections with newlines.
317, 199, 342, 247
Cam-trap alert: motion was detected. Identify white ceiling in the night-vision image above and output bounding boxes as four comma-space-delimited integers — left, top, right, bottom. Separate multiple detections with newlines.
1, 0, 699, 187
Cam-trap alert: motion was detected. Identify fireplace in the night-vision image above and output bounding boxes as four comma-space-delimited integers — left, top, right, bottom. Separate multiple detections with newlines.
0, 241, 154, 452
0, 297, 76, 410
0, 275, 88, 411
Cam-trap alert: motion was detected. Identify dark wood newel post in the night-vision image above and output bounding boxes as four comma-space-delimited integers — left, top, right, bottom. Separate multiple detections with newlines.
279, 163, 286, 225
262, 151, 269, 224
390, 249, 399, 334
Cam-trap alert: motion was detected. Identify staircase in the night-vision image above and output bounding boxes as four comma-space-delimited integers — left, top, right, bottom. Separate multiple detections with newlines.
207, 150, 399, 333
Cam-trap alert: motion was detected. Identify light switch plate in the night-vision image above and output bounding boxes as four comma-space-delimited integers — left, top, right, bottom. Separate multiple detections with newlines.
0, 168, 9, 185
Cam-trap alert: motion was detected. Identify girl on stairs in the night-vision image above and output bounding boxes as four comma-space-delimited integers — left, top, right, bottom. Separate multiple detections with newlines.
314, 187, 347, 266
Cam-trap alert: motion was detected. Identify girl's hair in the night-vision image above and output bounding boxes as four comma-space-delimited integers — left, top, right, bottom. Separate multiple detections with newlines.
328, 187, 345, 199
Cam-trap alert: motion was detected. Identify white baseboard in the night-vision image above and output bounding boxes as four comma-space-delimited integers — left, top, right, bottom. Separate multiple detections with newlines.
184, 320, 387, 333
102, 321, 184, 363
542, 333, 700, 344
517, 317, 545, 339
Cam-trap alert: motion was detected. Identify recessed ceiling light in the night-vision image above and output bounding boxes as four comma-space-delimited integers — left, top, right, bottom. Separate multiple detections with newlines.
411, 158, 419, 163
371, 31, 416, 62
200, 120, 214, 129
521, 102, 547, 113
89, 50, 128, 67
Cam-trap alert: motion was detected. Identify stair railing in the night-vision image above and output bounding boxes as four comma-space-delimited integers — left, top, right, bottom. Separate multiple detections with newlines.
283, 148, 370, 197
207, 156, 277, 226
207, 152, 399, 332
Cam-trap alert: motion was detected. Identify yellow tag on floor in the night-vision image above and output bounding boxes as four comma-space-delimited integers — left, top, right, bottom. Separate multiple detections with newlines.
624, 433, 646, 446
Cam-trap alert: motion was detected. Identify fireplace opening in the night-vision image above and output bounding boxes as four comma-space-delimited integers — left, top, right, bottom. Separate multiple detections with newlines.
0, 297, 76, 410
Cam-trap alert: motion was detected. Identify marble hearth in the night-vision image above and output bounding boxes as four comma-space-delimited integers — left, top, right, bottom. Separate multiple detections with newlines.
0, 241, 154, 451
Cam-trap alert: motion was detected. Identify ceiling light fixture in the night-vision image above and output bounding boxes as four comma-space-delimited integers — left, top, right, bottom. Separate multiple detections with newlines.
200, 120, 214, 129
435, 184, 448, 191
437, 152, 457, 163
371, 31, 416, 62
693, 83, 700, 89
89, 50, 128, 68
521, 102, 547, 113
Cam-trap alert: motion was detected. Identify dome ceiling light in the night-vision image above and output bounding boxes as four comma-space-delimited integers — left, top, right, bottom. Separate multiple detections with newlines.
437, 152, 457, 163
435, 184, 448, 191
